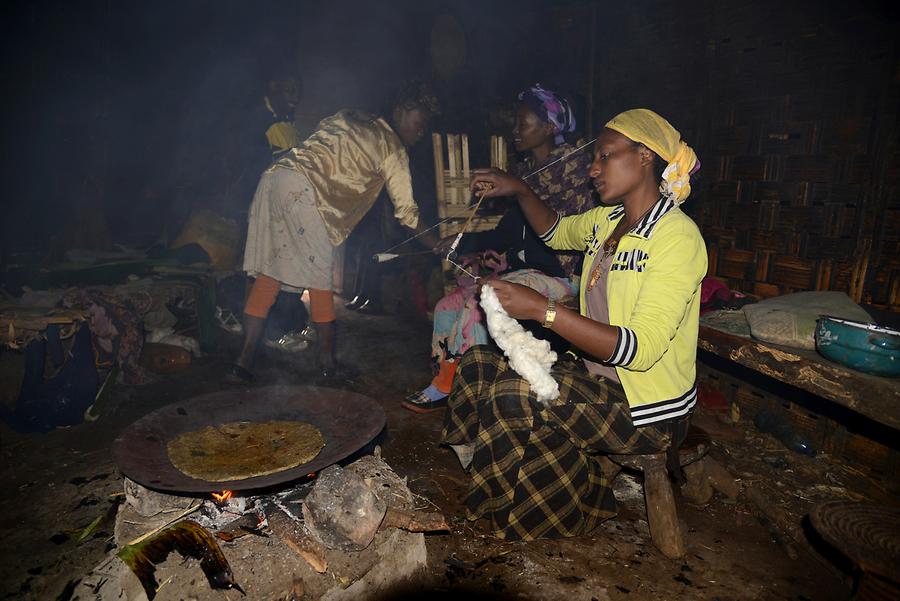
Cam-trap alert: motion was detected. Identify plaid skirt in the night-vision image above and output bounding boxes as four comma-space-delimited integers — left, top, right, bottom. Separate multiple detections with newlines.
442, 345, 685, 541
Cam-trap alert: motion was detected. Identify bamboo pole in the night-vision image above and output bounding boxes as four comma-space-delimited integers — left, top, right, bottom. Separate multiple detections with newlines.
462, 134, 470, 180
432, 132, 445, 205
850, 239, 871, 303
447, 134, 458, 177
490, 135, 496, 169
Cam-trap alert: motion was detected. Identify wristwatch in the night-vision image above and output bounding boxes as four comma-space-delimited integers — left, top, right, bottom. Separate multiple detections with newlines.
541, 299, 557, 328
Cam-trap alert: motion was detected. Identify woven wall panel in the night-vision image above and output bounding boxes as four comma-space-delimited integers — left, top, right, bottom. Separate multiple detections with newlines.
801, 235, 857, 260
884, 151, 900, 185
729, 155, 770, 180
847, 155, 874, 185
725, 203, 762, 230
883, 209, 900, 239
818, 118, 872, 154
826, 183, 863, 207
759, 122, 815, 155
712, 125, 755, 155
708, 181, 740, 205
767, 255, 817, 290
787, 92, 843, 122
781, 155, 835, 183
593, 0, 898, 309
753, 181, 798, 205
716, 248, 756, 281
749, 230, 791, 253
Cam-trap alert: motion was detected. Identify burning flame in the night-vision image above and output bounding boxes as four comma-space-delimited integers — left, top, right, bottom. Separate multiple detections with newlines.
211, 490, 233, 503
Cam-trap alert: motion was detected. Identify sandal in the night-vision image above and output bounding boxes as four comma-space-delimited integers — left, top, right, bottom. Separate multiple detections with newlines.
226, 363, 256, 383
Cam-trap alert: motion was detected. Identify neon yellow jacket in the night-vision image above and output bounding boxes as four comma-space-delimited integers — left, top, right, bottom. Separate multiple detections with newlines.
541, 197, 707, 426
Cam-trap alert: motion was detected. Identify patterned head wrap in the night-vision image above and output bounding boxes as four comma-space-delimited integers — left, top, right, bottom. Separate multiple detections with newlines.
605, 108, 701, 204
517, 84, 576, 145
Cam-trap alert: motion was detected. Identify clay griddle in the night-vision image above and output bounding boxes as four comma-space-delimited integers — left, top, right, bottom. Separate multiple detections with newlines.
112, 385, 386, 493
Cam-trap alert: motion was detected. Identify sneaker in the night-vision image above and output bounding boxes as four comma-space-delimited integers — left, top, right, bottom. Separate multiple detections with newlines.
355, 299, 384, 315
215, 307, 243, 334
344, 295, 365, 310
263, 330, 310, 353
297, 325, 317, 342
226, 363, 256, 383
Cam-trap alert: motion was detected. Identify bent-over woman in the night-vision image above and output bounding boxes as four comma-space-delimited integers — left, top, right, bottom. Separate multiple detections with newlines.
232, 82, 440, 381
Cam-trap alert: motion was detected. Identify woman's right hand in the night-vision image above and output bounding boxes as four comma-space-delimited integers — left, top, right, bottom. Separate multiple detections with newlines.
470, 168, 527, 199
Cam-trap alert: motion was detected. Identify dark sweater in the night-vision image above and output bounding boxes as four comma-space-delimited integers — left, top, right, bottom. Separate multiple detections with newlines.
456, 205, 577, 279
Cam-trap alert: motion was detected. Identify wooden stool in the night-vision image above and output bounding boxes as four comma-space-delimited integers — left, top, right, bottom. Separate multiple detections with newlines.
608, 426, 710, 559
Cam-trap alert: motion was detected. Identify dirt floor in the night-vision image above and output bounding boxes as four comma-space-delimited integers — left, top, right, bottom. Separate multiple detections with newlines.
0, 300, 867, 600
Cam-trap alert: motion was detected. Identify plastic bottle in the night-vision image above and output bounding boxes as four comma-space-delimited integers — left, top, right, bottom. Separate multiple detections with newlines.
753, 410, 816, 457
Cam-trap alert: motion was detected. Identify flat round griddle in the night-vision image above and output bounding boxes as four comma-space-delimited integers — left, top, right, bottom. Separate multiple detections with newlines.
112, 385, 386, 493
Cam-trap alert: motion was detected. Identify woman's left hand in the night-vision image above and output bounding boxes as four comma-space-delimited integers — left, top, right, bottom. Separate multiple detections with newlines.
432, 234, 457, 255
486, 280, 548, 322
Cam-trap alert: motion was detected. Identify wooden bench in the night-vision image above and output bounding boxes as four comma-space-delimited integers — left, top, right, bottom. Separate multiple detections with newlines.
697, 310, 900, 432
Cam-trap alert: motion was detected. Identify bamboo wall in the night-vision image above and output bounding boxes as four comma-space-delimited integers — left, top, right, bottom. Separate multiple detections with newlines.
590, 0, 900, 310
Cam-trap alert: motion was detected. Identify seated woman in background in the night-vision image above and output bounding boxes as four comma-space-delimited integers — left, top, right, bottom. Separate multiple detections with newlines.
402, 85, 595, 412
442, 109, 705, 541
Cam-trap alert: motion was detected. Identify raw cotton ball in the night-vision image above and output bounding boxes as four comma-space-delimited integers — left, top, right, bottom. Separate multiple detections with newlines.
480, 284, 559, 406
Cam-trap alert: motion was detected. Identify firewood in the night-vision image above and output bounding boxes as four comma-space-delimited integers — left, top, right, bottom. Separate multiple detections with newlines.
267, 510, 328, 573
681, 460, 714, 505
215, 513, 262, 542
290, 575, 305, 600
380, 508, 450, 532
703, 457, 740, 500
745, 484, 800, 560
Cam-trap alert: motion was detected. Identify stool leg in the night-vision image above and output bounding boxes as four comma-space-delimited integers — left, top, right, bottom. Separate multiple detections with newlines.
643, 458, 685, 559
598, 456, 621, 479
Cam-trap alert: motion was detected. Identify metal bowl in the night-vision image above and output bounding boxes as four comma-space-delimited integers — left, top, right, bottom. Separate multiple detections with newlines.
815, 316, 900, 378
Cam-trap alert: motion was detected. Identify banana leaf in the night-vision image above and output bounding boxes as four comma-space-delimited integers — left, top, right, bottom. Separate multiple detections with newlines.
117, 520, 243, 599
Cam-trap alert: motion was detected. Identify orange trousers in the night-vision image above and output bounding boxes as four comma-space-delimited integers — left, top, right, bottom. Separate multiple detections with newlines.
244, 275, 335, 323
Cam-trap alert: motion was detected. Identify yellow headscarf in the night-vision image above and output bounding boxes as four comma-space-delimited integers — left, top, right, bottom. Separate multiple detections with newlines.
605, 109, 699, 204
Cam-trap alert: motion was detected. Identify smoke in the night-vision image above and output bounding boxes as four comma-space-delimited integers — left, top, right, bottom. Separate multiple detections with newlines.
1, 0, 589, 254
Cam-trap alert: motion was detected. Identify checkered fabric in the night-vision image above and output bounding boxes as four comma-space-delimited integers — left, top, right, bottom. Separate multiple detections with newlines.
442, 345, 686, 541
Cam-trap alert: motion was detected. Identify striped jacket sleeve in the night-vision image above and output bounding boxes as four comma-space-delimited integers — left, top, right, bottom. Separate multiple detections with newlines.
608, 224, 707, 371
541, 206, 608, 251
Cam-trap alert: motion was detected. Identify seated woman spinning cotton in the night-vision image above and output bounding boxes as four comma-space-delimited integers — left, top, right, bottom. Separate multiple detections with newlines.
441, 109, 705, 541
403, 85, 594, 412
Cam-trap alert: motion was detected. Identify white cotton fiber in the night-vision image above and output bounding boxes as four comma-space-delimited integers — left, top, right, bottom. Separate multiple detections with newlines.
480, 284, 559, 406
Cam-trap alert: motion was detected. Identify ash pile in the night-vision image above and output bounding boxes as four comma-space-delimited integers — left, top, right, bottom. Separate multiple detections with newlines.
75, 452, 448, 600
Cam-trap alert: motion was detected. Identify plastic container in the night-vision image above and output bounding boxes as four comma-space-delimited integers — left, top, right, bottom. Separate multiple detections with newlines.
815, 316, 900, 377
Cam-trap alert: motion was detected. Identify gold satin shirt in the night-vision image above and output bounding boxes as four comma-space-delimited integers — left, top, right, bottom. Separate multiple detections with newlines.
269, 110, 421, 246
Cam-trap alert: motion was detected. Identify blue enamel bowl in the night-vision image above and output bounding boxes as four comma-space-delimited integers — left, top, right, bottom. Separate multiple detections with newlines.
815, 316, 900, 378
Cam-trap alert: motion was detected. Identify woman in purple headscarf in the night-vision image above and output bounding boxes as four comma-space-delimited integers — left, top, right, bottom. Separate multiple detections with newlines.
403, 85, 596, 412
